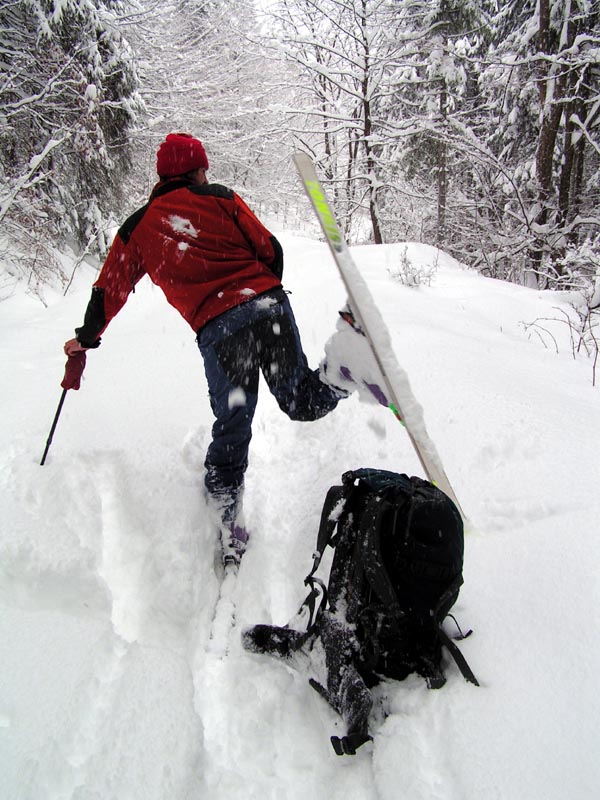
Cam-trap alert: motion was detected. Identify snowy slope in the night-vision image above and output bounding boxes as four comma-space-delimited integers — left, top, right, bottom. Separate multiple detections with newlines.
1, 233, 599, 800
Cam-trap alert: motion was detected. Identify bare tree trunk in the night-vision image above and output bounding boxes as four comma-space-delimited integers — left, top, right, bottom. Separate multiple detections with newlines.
362, 86, 382, 243
364, 112, 383, 244
526, 0, 557, 283
559, 41, 591, 251
360, 0, 382, 244
437, 84, 448, 247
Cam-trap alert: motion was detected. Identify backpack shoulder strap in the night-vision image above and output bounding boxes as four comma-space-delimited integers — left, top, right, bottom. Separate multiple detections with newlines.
295, 483, 347, 636
305, 484, 346, 581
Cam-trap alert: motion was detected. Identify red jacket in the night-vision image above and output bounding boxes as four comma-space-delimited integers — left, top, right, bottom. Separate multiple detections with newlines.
76, 179, 283, 346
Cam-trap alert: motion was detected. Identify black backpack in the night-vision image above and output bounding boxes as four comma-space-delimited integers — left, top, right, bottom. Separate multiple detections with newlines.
243, 468, 479, 755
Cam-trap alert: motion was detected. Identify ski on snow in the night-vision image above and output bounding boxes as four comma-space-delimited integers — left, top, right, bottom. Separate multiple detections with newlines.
207, 563, 238, 656
293, 151, 465, 520
206, 534, 241, 657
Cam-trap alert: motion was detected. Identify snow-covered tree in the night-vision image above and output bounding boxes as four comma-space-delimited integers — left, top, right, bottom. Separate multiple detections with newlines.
0, 0, 142, 294
263, 0, 415, 243
126, 0, 290, 215
479, 0, 600, 285
380, 0, 495, 251
386, 0, 600, 287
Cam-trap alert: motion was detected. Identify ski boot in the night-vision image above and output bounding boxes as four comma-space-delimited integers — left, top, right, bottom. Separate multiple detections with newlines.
320, 303, 389, 407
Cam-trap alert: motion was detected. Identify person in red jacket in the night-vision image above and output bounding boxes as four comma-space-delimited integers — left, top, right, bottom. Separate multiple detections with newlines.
64, 133, 349, 566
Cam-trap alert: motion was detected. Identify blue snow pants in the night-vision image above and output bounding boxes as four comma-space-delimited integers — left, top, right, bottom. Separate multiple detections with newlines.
197, 289, 342, 507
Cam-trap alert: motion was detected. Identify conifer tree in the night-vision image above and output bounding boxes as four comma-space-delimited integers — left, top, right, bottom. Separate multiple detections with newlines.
0, 0, 142, 292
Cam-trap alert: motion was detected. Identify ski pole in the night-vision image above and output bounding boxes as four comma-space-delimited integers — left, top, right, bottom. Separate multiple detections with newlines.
40, 388, 68, 466
40, 351, 86, 465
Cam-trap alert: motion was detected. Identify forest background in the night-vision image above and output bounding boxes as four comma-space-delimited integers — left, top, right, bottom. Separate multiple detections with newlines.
1, 0, 600, 318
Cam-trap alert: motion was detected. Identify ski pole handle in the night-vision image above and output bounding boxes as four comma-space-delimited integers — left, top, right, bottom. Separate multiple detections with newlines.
40, 352, 87, 465
61, 351, 86, 390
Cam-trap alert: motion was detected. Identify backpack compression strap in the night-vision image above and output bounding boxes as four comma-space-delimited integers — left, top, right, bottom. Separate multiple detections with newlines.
433, 578, 480, 686
438, 626, 480, 686
358, 492, 410, 611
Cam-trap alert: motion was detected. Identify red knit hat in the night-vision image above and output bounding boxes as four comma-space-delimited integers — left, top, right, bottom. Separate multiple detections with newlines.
156, 133, 209, 178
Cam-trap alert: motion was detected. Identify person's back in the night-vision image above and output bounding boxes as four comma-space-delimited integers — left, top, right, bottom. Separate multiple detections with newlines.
101, 178, 281, 332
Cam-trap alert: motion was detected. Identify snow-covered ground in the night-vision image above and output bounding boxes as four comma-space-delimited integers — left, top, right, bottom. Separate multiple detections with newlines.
1, 233, 599, 799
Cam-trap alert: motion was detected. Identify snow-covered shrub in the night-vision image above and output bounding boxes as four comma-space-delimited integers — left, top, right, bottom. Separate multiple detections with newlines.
387, 246, 437, 287
521, 241, 600, 385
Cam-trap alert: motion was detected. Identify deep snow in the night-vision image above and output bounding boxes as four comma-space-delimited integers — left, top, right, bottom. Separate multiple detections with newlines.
1, 232, 599, 799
